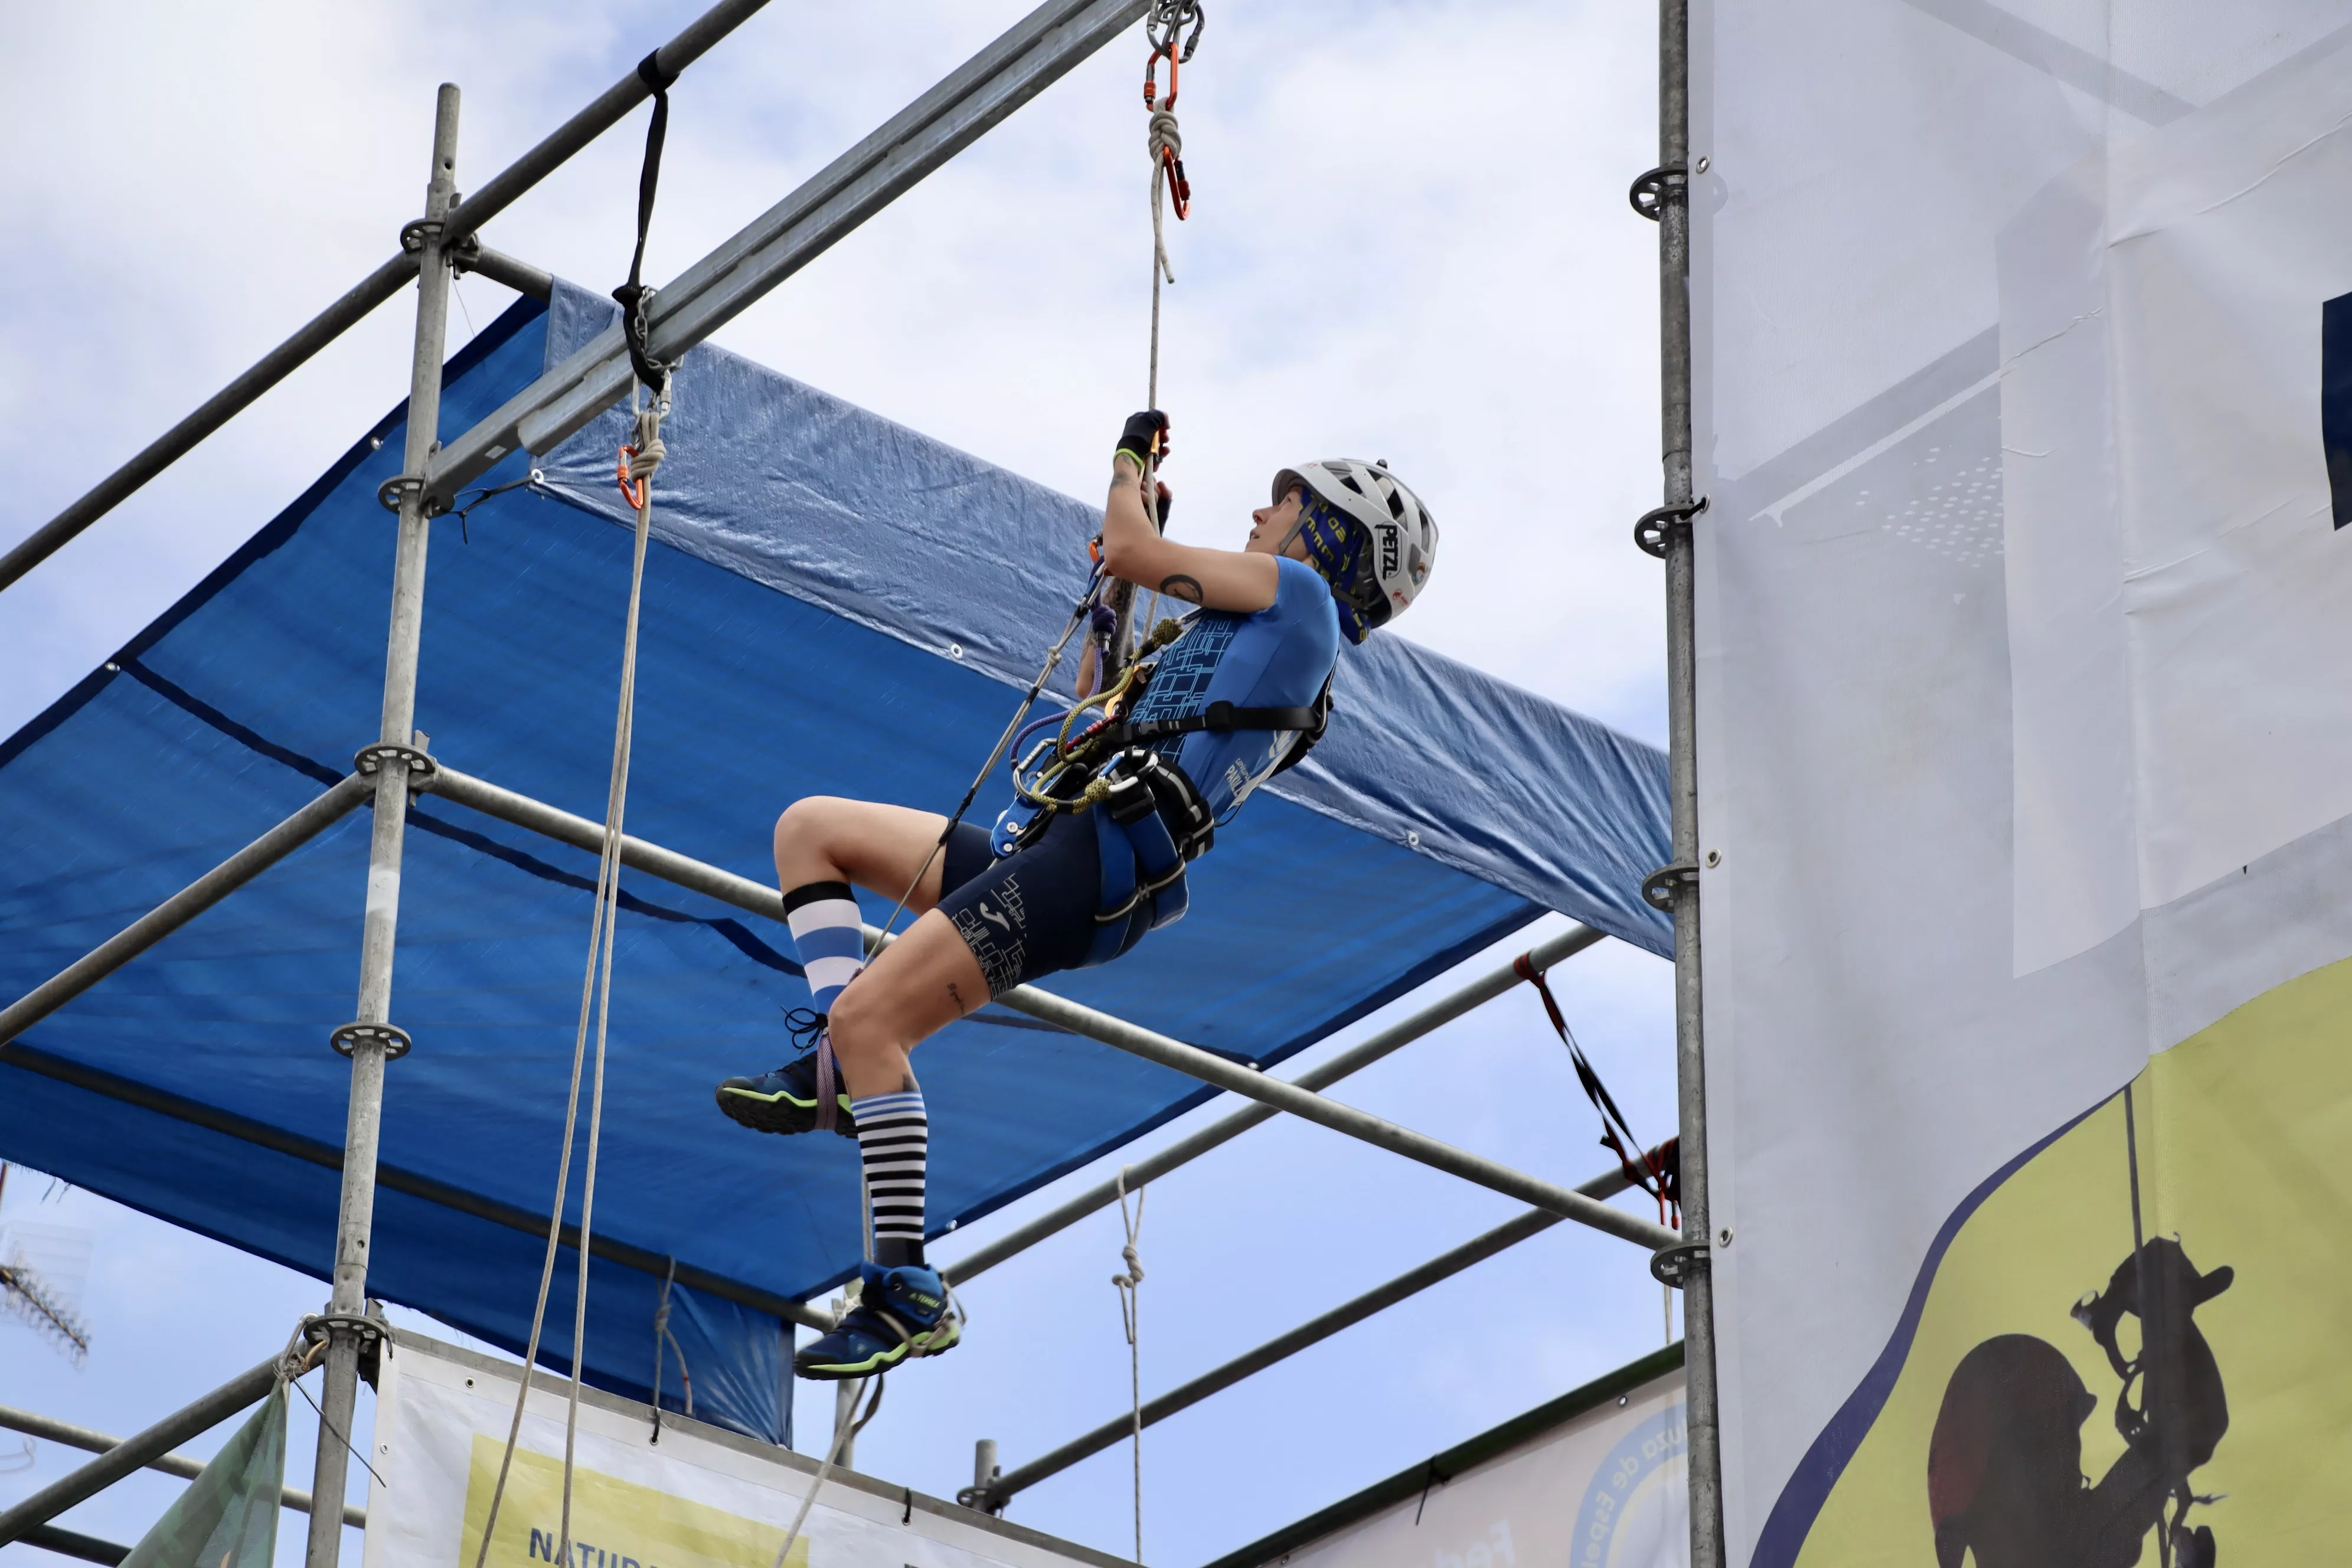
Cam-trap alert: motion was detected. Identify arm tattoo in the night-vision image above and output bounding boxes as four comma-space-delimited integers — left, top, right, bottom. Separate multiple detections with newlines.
1158, 573, 1204, 605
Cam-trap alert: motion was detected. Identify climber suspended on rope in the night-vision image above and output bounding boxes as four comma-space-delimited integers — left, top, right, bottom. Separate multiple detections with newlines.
712, 410, 1438, 1381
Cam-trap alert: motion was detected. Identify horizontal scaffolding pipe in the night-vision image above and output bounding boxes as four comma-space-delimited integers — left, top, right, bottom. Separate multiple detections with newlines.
0, 775, 370, 1049
0, 0, 774, 594
0, 1042, 834, 1336
0, 1357, 280, 1547
456, 243, 556, 302
942, 923, 1606, 1286
423, 766, 1680, 1253
0, 1405, 360, 1528
0, 1404, 364, 1527
981, 1162, 1649, 1509
21, 1525, 128, 1567
426, 0, 1151, 505
987, 985, 1680, 1251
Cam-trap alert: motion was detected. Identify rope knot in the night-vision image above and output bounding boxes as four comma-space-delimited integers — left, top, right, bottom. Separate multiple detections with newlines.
1147, 109, 1182, 163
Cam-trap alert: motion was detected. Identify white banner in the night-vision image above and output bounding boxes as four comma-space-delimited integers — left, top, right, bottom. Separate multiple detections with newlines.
1698, 2, 2352, 1564
1272, 1371, 1685, 1568
361, 1329, 1124, 1568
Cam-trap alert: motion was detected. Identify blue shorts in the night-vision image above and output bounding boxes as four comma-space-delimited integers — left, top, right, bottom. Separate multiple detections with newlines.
936, 811, 1144, 996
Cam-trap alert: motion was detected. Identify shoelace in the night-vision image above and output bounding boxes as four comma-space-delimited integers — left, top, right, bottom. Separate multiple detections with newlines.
775, 1006, 829, 1065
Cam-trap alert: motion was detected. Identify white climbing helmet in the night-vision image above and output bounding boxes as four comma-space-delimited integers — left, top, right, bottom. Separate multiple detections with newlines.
1272, 459, 1438, 629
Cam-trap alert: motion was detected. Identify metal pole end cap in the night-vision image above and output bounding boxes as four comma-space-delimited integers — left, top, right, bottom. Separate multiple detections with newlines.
330, 1021, 413, 1060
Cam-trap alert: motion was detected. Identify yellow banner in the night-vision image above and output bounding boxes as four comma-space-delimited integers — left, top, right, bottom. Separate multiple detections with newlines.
460, 1436, 808, 1568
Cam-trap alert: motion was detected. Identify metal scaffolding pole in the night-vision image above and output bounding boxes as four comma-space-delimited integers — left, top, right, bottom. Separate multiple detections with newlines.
940, 924, 1606, 1286
420, 765, 1680, 1253
0, 0, 773, 594
975, 1161, 1649, 1511
0, 1403, 365, 1526
1655, 0, 1725, 1562
303, 84, 459, 1568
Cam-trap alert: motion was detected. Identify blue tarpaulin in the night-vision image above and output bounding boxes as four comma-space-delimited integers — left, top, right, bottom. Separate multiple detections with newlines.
0, 285, 1668, 1443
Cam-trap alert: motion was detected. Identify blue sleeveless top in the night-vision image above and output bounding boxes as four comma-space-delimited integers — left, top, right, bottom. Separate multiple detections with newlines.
1123, 556, 1341, 821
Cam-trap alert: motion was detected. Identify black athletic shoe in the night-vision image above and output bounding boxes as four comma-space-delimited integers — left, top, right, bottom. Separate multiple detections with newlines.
715, 1012, 856, 1137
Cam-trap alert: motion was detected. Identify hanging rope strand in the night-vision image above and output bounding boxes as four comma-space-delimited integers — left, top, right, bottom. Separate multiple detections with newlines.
558, 390, 668, 1559
468, 383, 671, 1568
768, 1373, 886, 1568
1112, 1168, 1148, 1564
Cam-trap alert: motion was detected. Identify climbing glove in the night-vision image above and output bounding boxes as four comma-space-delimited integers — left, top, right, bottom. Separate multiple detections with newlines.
1115, 410, 1170, 472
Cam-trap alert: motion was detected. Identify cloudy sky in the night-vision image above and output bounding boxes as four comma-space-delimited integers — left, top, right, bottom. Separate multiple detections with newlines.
0, 2, 1671, 1565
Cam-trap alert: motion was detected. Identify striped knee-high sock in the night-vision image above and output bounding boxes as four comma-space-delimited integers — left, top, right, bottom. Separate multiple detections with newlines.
783, 881, 865, 1016
850, 1090, 929, 1269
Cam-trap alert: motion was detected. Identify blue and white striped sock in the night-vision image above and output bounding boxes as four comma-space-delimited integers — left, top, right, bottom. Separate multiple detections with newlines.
851, 1090, 929, 1268
783, 880, 865, 1015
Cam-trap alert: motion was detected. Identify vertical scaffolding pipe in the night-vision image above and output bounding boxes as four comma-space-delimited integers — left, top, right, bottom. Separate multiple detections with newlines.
1657, 3, 1724, 1566
305, 83, 462, 1568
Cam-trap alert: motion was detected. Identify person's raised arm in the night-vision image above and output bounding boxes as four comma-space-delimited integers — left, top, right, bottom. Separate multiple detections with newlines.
1098, 411, 1279, 615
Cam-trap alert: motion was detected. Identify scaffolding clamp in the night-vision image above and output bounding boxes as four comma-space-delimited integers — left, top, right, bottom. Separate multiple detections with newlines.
300, 1306, 389, 1385
1634, 496, 1707, 558
397, 217, 445, 256
331, 1022, 413, 1061
376, 474, 426, 515
1642, 862, 1698, 913
1650, 1239, 1709, 1289
355, 742, 437, 789
1628, 164, 1688, 220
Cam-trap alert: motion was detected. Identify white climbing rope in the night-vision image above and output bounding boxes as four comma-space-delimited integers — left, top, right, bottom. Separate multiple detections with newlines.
469, 380, 671, 1568
769, 1371, 886, 1568
1113, 1167, 1147, 1564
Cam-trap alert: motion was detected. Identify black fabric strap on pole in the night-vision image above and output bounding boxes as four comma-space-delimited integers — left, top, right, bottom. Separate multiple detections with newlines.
613, 51, 682, 390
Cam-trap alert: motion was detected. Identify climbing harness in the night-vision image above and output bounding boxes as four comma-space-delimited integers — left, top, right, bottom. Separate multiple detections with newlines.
1515, 953, 1678, 1230
472, 378, 674, 1568
1112, 1168, 1148, 1564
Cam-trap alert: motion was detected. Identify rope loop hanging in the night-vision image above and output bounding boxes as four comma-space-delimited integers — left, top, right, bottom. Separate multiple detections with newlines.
1112, 1167, 1148, 1564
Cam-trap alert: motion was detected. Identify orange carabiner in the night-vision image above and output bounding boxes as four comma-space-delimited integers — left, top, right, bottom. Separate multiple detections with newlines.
1143, 41, 1179, 110
616, 444, 648, 511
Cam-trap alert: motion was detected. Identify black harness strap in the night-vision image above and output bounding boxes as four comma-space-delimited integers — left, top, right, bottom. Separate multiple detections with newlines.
1099, 672, 1333, 775
613, 50, 682, 390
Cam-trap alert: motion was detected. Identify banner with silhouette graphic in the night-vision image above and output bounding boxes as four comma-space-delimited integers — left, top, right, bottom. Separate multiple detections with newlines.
1696, 5, 2352, 1564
